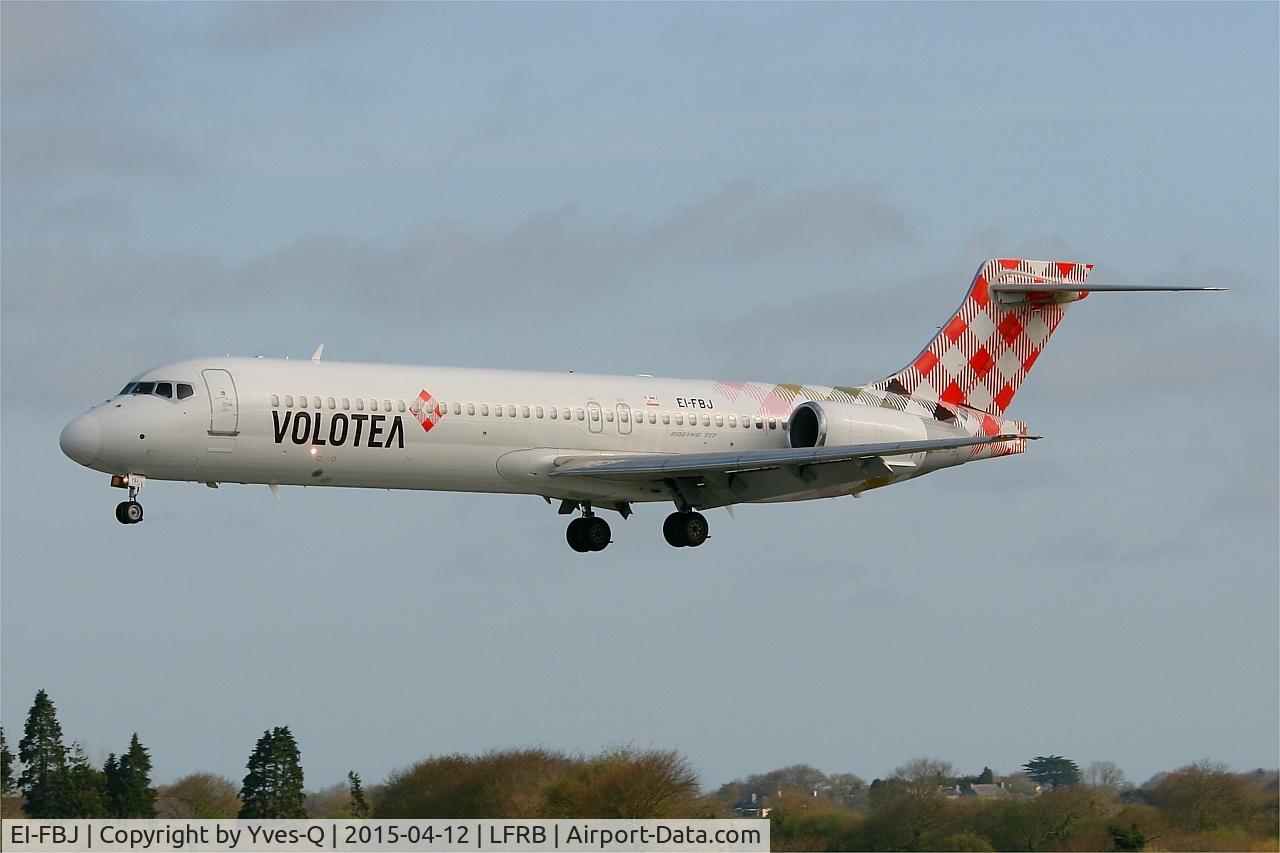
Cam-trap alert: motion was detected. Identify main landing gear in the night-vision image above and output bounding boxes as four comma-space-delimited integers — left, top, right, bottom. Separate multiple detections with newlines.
663, 511, 709, 548
111, 474, 145, 525
566, 513, 611, 553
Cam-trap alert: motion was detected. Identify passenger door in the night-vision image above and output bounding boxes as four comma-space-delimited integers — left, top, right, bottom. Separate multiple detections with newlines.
616, 403, 633, 435
201, 369, 239, 435
586, 401, 603, 434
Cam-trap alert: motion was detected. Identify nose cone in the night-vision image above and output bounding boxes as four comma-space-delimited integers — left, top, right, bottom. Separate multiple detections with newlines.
60, 412, 101, 465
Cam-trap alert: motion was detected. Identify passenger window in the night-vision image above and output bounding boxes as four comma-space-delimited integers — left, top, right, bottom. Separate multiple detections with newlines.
743, 417, 751, 429
300, 396, 309, 408
154, 382, 173, 398
507, 405, 516, 418
285, 395, 294, 408
715, 414, 724, 427
768, 417, 777, 430
355, 398, 364, 411
384, 400, 392, 412
133, 382, 155, 395
313, 396, 322, 409
590, 408, 601, 422
728, 415, 737, 427
755, 417, 764, 429
396, 400, 405, 412
675, 413, 684, 425
271, 394, 281, 407
495, 405, 504, 417
605, 410, 614, 422
369, 399, 379, 412
467, 403, 476, 416
522, 406, 530, 418
576, 408, 585, 421
563, 408, 572, 420
782, 420, 789, 430
452, 402, 461, 415
341, 398, 350, 411
662, 413, 670, 424
549, 407, 557, 420
328, 397, 336, 410
620, 409, 629, 422
701, 414, 711, 426
177, 383, 194, 399
648, 412, 657, 424
535, 406, 544, 418
480, 404, 489, 416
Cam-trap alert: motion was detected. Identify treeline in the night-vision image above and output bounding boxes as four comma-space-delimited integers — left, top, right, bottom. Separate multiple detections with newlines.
715, 758, 1279, 852
4, 689, 1277, 852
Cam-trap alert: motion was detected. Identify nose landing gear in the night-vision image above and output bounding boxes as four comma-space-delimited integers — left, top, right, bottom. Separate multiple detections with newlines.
111, 474, 146, 525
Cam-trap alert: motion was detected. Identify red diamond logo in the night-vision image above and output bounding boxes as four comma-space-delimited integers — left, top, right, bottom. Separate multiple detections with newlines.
943, 315, 967, 342
998, 312, 1024, 345
915, 350, 939, 376
994, 383, 1016, 412
940, 380, 965, 406
969, 346, 995, 379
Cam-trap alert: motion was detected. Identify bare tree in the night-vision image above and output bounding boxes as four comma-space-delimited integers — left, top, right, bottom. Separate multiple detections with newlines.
1084, 761, 1129, 790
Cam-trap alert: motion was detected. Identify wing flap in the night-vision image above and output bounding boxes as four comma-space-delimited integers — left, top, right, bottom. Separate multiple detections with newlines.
549, 434, 1019, 482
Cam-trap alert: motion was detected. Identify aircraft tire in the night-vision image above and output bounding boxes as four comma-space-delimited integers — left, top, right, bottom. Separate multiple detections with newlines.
115, 502, 131, 524
662, 512, 687, 547
584, 517, 611, 551
566, 517, 591, 552
680, 511, 708, 547
123, 501, 144, 524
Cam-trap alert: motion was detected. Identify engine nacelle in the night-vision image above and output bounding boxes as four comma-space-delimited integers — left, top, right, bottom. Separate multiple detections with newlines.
788, 400, 929, 448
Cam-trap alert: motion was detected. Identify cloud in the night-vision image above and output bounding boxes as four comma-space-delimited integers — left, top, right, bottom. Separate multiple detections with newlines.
202, 4, 394, 56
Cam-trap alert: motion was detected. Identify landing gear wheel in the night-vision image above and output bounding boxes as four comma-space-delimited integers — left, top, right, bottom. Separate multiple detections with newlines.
116, 501, 143, 525
583, 517, 611, 552
663, 511, 708, 547
679, 511, 708, 547
663, 513, 687, 547
566, 517, 591, 552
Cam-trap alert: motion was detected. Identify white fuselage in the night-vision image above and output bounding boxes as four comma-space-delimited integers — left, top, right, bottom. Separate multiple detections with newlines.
60, 356, 1014, 509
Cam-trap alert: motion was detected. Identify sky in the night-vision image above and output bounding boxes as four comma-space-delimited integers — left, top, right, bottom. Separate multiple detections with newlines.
2, 2, 1277, 794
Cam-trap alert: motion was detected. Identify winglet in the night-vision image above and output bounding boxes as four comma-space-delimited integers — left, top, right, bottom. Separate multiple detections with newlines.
311, 344, 325, 363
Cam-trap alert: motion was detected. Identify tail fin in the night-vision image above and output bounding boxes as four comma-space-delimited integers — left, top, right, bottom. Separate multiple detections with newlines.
872, 258, 1223, 415
873, 259, 1093, 414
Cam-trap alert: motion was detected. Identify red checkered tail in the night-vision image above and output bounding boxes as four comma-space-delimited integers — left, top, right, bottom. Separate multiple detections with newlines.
871, 258, 1225, 415
871, 258, 1093, 415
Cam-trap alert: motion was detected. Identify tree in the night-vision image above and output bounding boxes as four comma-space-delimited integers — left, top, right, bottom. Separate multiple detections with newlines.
1084, 761, 1129, 791
1, 727, 14, 796
155, 773, 240, 818
542, 748, 706, 819
1149, 760, 1255, 832
106, 734, 156, 818
239, 727, 306, 818
348, 771, 369, 818
60, 742, 108, 818
1023, 755, 1081, 790
17, 690, 68, 817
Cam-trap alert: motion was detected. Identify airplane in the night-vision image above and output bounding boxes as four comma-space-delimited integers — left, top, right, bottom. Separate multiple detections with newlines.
59, 258, 1222, 551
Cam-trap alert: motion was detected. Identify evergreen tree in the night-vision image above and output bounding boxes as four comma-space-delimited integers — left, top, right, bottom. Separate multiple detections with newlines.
17, 690, 68, 817
1022, 755, 1082, 790
976, 766, 995, 785
348, 771, 369, 818
239, 727, 306, 818
104, 754, 122, 815
1, 727, 15, 796
60, 742, 108, 818
112, 734, 157, 818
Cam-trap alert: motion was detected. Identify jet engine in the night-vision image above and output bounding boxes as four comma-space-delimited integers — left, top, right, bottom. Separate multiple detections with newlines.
788, 400, 929, 448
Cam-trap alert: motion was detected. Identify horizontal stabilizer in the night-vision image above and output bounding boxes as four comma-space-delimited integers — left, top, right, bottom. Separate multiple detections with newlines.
989, 283, 1227, 293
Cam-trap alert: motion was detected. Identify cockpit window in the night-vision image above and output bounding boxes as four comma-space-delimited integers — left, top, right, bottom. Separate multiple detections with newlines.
123, 380, 194, 401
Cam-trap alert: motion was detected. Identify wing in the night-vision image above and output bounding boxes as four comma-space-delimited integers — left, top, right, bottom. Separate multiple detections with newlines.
549, 434, 1022, 509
